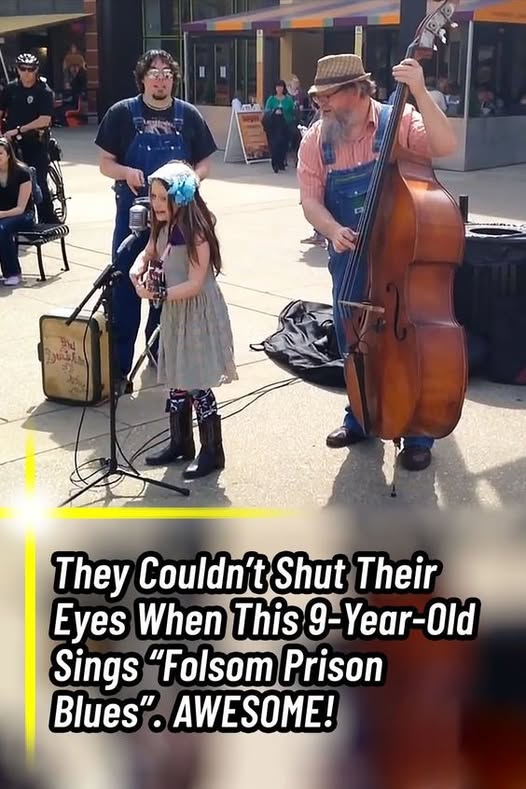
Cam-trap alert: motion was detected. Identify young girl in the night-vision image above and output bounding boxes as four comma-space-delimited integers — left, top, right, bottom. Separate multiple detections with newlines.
0, 136, 35, 286
130, 160, 238, 480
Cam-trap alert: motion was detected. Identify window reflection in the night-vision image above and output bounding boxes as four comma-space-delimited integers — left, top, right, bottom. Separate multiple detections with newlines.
469, 24, 526, 117
363, 23, 468, 117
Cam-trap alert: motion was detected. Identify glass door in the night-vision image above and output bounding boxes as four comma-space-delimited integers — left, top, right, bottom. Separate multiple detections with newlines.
214, 42, 232, 106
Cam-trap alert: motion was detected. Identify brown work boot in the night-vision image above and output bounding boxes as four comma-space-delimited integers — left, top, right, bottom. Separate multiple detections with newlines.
399, 447, 432, 471
326, 426, 367, 449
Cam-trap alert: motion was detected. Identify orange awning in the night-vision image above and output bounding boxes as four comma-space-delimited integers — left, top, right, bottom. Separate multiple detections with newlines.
183, 0, 526, 33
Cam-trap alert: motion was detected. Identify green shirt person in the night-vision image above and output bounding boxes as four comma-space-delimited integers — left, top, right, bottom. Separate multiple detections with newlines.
265, 80, 295, 125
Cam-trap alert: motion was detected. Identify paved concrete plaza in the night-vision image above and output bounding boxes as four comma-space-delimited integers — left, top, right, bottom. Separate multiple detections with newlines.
1, 125, 525, 510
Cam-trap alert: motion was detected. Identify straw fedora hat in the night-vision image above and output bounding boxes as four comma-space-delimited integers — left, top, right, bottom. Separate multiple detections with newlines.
308, 54, 371, 96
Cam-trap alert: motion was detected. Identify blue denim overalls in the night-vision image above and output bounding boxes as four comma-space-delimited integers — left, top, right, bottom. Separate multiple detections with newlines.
112, 97, 189, 378
324, 104, 433, 450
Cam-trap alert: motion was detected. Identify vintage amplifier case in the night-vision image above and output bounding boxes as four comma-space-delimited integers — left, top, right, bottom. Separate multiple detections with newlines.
37, 309, 110, 405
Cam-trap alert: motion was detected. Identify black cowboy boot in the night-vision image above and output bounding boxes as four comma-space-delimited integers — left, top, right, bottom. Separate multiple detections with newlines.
145, 395, 195, 466
183, 414, 225, 480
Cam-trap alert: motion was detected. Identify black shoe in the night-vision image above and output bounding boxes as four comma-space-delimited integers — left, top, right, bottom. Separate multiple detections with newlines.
326, 426, 367, 448
399, 447, 432, 472
145, 397, 195, 466
183, 414, 225, 479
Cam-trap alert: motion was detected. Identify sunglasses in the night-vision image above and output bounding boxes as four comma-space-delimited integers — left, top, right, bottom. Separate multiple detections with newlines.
18, 66, 37, 72
145, 68, 174, 80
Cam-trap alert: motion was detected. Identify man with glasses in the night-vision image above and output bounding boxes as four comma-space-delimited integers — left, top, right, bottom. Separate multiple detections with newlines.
297, 54, 457, 472
0, 53, 56, 223
96, 49, 217, 392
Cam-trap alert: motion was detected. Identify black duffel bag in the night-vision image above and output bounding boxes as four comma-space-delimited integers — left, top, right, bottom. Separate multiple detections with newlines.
251, 300, 345, 390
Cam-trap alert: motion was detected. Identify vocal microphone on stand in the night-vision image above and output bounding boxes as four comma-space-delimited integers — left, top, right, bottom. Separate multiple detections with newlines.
124, 197, 166, 309
116, 198, 150, 254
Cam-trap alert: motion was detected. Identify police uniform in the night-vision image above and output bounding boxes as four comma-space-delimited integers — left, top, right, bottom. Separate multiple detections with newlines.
0, 77, 56, 222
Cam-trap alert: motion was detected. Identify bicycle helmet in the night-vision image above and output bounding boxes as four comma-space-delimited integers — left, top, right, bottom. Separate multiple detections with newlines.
16, 53, 39, 69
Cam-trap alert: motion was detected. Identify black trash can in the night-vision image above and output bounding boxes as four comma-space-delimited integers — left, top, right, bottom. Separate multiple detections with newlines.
454, 223, 526, 384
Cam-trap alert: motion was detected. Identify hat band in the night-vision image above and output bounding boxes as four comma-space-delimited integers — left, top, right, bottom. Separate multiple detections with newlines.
314, 73, 365, 86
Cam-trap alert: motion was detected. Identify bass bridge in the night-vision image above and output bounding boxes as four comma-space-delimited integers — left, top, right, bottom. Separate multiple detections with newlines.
339, 300, 386, 334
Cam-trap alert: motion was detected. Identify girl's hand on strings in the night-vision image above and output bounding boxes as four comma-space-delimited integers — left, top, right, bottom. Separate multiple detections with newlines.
331, 225, 358, 253
134, 279, 154, 300
129, 257, 148, 288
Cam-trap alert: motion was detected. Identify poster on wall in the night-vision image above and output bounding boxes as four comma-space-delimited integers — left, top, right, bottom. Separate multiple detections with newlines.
224, 109, 270, 165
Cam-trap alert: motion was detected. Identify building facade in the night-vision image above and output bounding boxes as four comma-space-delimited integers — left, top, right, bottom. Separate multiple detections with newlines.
180, 0, 526, 169
3, 1, 525, 169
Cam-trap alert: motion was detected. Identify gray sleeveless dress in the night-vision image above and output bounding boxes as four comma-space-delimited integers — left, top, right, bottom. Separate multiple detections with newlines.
156, 226, 238, 392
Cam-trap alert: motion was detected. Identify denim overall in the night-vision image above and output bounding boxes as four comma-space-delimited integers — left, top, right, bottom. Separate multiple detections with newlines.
324, 104, 433, 450
112, 97, 189, 378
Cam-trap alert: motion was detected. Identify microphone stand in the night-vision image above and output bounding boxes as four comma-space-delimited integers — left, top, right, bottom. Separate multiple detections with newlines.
59, 233, 190, 507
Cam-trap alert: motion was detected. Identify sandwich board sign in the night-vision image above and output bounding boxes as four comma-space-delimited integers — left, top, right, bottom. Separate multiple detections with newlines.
224, 108, 270, 165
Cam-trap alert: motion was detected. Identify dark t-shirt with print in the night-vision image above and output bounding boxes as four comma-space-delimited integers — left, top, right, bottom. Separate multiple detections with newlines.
0, 165, 33, 212
94, 95, 217, 166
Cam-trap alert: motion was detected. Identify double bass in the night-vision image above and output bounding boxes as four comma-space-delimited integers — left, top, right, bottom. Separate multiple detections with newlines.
339, 1, 467, 442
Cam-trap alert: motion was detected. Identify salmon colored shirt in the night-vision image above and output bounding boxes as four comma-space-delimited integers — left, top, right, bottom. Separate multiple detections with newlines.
297, 99, 431, 203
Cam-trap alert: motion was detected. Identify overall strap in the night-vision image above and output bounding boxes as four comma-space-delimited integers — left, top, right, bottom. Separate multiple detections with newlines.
127, 96, 145, 133
372, 103, 393, 154
321, 135, 335, 166
173, 98, 184, 133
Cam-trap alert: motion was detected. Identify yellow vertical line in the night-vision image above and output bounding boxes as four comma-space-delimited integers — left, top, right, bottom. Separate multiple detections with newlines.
24, 433, 37, 766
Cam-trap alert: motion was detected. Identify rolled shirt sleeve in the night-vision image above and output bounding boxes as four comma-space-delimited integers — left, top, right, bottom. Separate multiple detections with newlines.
297, 122, 325, 203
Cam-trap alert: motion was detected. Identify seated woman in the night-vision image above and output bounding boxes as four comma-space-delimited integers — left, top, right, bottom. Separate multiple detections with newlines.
0, 136, 35, 286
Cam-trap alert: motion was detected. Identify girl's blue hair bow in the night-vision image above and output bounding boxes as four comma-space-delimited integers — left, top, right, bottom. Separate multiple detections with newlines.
148, 162, 201, 206
167, 173, 199, 206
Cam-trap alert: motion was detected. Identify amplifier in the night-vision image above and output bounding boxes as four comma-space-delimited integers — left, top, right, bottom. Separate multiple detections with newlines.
37, 309, 110, 405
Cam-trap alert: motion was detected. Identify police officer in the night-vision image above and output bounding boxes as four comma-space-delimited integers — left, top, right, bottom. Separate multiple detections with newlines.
95, 49, 217, 392
0, 53, 56, 223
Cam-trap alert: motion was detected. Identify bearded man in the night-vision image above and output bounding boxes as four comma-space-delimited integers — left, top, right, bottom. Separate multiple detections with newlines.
297, 54, 457, 472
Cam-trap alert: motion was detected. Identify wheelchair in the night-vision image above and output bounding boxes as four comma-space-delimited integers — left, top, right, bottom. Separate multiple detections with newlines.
11, 133, 68, 224
46, 136, 68, 223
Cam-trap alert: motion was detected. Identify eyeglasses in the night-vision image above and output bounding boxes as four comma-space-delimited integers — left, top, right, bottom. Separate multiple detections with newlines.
312, 86, 348, 107
18, 66, 37, 72
145, 68, 174, 80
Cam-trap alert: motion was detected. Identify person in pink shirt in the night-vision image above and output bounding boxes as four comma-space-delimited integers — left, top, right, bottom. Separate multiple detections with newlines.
297, 53, 456, 472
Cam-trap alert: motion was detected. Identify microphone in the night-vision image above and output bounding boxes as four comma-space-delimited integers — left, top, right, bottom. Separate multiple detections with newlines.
129, 202, 149, 235
116, 198, 151, 257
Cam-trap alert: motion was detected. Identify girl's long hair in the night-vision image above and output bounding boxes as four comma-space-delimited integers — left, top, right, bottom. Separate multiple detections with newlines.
0, 136, 26, 184
149, 181, 222, 276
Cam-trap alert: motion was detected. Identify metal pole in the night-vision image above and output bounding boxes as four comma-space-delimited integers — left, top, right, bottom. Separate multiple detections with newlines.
399, 0, 427, 58
256, 29, 264, 108
354, 25, 363, 58
463, 20, 474, 122
183, 31, 190, 101
0, 45, 9, 83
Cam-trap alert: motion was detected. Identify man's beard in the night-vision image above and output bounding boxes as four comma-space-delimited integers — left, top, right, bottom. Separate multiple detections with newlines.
151, 89, 170, 101
321, 112, 353, 149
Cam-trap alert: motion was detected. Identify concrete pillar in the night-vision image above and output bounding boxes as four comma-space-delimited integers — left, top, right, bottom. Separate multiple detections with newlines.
399, 0, 427, 57
280, 32, 293, 81
96, 0, 143, 118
